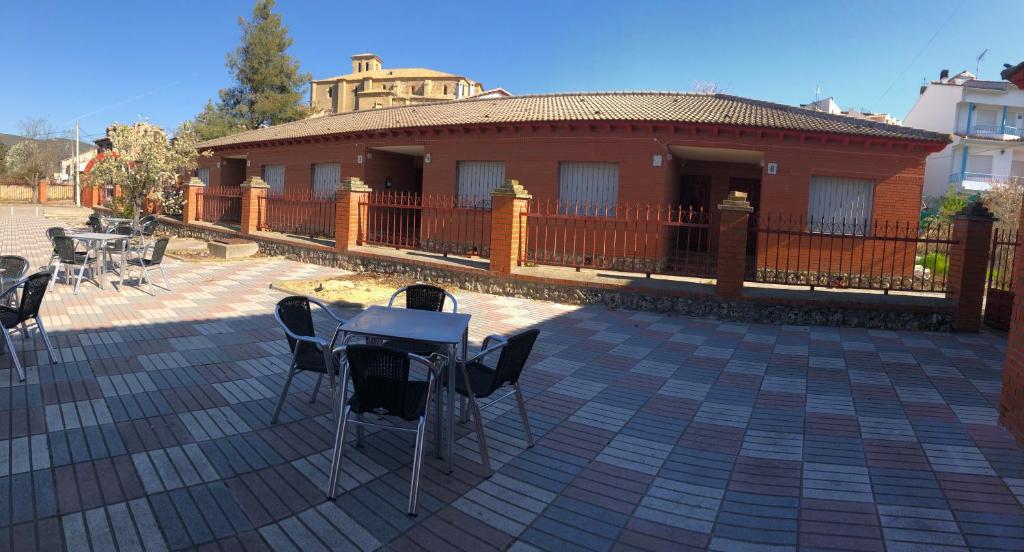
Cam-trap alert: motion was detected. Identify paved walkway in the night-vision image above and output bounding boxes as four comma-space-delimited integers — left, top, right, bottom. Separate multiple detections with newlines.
0, 206, 1022, 551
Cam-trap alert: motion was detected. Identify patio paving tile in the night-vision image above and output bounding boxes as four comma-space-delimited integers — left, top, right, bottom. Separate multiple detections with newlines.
0, 207, 1021, 550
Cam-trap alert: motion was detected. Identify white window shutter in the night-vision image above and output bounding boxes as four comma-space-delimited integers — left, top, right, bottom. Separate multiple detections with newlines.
807, 176, 874, 234
311, 163, 341, 198
457, 161, 505, 206
558, 162, 619, 215
262, 165, 286, 195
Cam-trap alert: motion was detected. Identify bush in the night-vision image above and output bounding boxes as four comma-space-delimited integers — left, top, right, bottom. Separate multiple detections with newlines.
917, 251, 949, 277
161, 188, 184, 216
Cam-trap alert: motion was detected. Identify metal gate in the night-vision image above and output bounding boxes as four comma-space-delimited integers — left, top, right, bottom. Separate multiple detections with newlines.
984, 228, 1019, 330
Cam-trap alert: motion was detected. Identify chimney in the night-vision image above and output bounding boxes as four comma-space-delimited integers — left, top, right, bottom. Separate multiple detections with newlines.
939, 69, 949, 82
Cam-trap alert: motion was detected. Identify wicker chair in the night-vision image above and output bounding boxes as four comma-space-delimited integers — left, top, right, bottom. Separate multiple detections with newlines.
1, 271, 59, 382
326, 344, 437, 515
270, 295, 347, 424
0, 256, 30, 308
382, 284, 458, 356
51, 236, 96, 294
124, 237, 170, 293
450, 328, 540, 476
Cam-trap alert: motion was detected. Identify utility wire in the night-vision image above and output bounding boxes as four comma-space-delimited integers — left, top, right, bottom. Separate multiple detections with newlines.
875, 0, 966, 104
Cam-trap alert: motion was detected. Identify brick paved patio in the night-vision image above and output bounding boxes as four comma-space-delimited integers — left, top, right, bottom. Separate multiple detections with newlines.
1, 206, 1023, 551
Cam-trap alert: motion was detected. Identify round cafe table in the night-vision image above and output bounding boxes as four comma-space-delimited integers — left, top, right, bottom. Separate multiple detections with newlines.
69, 232, 132, 290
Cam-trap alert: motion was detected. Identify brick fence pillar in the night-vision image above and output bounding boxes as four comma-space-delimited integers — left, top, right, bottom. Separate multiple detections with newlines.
947, 202, 995, 332
1000, 203, 1024, 446
240, 176, 268, 235
37, 179, 48, 204
113, 184, 122, 198
183, 177, 205, 224
335, 177, 371, 253
716, 191, 753, 299
489, 179, 532, 275
81, 186, 96, 208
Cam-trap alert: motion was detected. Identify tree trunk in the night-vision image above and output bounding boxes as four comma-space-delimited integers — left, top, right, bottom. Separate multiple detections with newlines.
31, 175, 39, 204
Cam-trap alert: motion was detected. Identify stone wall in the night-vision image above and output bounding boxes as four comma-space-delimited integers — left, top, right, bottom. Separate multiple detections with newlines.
157, 217, 955, 331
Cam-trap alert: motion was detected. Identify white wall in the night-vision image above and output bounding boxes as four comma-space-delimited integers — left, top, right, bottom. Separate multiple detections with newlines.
904, 84, 963, 133
923, 144, 955, 198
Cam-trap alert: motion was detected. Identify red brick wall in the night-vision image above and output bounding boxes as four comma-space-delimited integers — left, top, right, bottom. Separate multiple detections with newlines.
201, 124, 936, 269
1001, 201, 1024, 445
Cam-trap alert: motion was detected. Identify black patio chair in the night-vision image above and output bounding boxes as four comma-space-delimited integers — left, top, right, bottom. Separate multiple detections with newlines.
1, 271, 59, 382
450, 328, 540, 476
51, 236, 96, 294
87, 214, 106, 233
45, 227, 66, 270
326, 344, 437, 516
102, 223, 134, 281
270, 295, 347, 424
0, 256, 30, 308
382, 284, 458, 356
124, 237, 170, 294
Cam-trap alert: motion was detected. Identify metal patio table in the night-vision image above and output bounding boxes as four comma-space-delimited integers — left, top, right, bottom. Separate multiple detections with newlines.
330, 305, 470, 475
69, 232, 131, 290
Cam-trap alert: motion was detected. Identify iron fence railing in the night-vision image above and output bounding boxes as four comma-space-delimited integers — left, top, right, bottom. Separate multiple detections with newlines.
518, 200, 715, 277
258, 191, 336, 239
198, 185, 242, 224
358, 192, 492, 257
750, 214, 956, 292
987, 227, 1019, 292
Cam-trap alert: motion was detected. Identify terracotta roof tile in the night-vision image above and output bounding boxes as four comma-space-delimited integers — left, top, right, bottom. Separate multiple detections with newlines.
200, 92, 950, 148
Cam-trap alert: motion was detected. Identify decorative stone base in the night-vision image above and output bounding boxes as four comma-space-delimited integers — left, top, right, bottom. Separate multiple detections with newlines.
159, 218, 955, 332
207, 239, 258, 259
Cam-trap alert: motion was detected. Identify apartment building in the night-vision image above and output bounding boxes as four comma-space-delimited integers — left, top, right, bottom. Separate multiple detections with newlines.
905, 69, 1024, 198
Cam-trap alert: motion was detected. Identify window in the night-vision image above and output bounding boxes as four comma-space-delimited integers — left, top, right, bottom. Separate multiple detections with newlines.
457, 161, 505, 207
807, 176, 874, 234
966, 154, 993, 176
558, 162, 619, 215
1012, 160, 1024, 180
196, 167, 210, 186
261, 164, 285, 195
974, 108, 998, 130
311, 163, 341, 197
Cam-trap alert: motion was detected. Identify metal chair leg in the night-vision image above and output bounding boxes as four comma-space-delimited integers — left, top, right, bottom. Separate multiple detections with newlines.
73, 263, 88, 295
469, 396, 492, 477
159, 266, 171, 290
356, 413, 365, 447
310, 373, 323, 403
142, 265, 154, 295
327, 405, 351, 499
270, 364, 298, 424
35, 319, 58, 364
460, 396, 469, 424
514, 383, 535, 448
2, 330, 25, 382
408, 416, 427, 515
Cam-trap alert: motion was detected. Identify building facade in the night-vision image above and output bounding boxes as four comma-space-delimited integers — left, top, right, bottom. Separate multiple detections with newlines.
905, 69, 1024, 198
310, 53, 488, 114
197, 92, 946, 273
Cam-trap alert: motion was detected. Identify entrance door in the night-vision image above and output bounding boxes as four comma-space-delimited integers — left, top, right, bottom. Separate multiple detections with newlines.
729, 177, 761, 263
679, 175, 711, 212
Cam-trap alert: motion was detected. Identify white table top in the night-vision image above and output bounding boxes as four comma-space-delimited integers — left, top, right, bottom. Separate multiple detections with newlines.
70, 232, 130, 241
341, 306, 470, 345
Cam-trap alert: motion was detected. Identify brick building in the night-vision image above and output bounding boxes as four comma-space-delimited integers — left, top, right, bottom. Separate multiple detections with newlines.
195, 92, 948, 264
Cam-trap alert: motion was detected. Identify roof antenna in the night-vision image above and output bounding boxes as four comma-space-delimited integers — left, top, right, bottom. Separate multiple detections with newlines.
976, 48, 988, 77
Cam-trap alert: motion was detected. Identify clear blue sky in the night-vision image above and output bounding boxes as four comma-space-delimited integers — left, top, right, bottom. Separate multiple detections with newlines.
2, 0, 1020, 141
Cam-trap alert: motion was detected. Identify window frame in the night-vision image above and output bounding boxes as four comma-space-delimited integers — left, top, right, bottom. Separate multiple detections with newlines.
806, 175, 876, 236
456, 160, 506, 208
557, 161, 620, 216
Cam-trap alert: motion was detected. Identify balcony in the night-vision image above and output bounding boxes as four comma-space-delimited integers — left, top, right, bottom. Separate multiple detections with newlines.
949, 171, 1022, 191
965, 123, 1024, 139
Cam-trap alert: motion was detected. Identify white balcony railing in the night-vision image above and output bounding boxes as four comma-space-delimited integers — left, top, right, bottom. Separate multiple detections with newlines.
967, 123, 1024, 138
949, 172, 1023, 191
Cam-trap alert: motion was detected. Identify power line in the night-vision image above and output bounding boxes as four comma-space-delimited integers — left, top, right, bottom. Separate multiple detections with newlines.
875, 0, 966, 104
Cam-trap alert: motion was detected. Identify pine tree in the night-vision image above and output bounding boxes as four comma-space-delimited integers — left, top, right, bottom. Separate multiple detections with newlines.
194, 0, 310, 139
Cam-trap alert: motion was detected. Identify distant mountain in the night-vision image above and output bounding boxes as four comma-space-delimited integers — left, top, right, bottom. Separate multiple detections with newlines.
0, 133, 97, 156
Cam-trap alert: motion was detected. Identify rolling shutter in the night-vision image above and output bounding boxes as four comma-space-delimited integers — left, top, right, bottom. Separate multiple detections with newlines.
262, 165, 285, 195
311, 163, 341, 198
457, 161, 505, 206
196, 168, 210, 186
807, 176, 874, 234
558, 162, 619, 215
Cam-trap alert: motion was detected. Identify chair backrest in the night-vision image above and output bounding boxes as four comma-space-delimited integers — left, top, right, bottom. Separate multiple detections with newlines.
489, 329, 540, 393
276, 295, 317, 353
148, 238, 169, 264
0, 256, 30, 281
114, 223, 133, 236
88, 215, 105, 233
391, 284, 451, 312
140, 216, 158, 236
46, 227, 66, 245
13, 271, 51, 323
344, 345, 416, 418
52, 236, 82, 264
